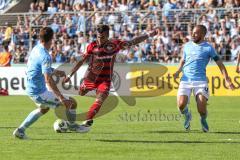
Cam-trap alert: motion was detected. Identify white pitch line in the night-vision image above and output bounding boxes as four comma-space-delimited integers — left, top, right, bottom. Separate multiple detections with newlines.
219, 139, 240, 141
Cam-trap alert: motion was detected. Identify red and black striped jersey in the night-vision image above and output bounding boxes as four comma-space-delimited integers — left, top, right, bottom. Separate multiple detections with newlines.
83, 39, 127, 83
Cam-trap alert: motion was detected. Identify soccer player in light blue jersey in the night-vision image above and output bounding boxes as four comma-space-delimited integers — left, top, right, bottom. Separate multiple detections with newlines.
13, 27, 87, 139
173, 25, 234, 132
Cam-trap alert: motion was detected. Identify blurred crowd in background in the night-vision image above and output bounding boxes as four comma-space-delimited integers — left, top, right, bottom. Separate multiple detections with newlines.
0, 0, 239, 66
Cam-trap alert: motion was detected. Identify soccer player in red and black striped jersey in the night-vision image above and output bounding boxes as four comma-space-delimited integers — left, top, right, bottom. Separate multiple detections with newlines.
63, 25, 159, 130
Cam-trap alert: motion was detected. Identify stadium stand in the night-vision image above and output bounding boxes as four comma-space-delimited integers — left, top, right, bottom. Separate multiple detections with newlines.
0, 0, 239, 64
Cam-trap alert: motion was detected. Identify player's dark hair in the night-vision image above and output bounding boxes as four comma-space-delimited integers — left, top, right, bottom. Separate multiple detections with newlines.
97, 25, 109, 33
39, 27, 54, 43
196, 25, 207, 36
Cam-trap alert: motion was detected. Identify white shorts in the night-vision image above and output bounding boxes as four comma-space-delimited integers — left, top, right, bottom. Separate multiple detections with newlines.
177, 81, 209, 103
30, 90, 69, 109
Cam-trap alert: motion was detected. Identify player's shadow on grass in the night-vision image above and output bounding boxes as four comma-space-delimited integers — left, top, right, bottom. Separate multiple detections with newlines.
147, 130, 240, 134
0, 126, 17, 129
146, 130, 200, 134
31, 138, 88, 141
96, 139, 240, 144
209, 131, 240, 135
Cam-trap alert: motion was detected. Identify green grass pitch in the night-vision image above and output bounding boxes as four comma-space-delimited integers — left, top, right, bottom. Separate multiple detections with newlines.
0, 96, 239, 160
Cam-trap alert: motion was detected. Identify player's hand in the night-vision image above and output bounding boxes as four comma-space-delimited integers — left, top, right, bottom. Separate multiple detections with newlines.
228, 82, 235, 90
225, 77, 235, 90
173, 71, 180, 79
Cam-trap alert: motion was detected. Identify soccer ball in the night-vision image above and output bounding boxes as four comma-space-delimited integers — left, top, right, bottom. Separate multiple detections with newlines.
53, 119, 68, 133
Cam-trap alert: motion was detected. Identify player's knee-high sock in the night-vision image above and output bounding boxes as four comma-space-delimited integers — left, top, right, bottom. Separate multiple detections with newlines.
179, 106, 191, 120
87, 100, 102, 120
200, 112, 207, 120
19, 109, 43, 131
179, 105, 189, 115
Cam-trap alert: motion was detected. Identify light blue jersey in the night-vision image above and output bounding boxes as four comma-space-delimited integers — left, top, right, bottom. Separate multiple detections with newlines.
26, 44, 53, 95
181, 41, 219, 82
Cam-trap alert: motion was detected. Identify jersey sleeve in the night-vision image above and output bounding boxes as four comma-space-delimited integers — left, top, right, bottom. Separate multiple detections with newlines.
83, 43, 93, 57
41, 55, 53, 74
116, 39, 128, 50
209, 45, 220, 61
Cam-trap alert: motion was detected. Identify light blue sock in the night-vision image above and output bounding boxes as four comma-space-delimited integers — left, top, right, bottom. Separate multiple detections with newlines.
19, 109, 43, 131
180, 106, 189, 115
200, 113, 207, 120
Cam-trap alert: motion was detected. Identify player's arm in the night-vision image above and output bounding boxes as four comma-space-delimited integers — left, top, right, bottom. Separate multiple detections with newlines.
63, 44, 92, 83
215, 59, 235, 90
63, 57, 87, 83
173, 57, 185, 79
42, 57, 72, 108
44, 73, 64, 102
125, 28, 158, 47
173, 48, 185, 79
210, 46, 234, 90
236, 53, 240, 73
44, 73, 73, 108
52, 69, 66, 77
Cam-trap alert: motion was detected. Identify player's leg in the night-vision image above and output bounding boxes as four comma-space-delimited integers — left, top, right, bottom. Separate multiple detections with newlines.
196, 94, 208, 132
77, 79, 93, 127
177, 82, 192, 130
194, 86, 209, 132
19, 107, 50, 130
177, 95, 189, 112
78, 79, 97, 122
13, 90, 58, 139
79, 79, 94, 96
13, 107, 50, 139
83, 81, 110, 127
85, 92, 109, 124
68, 79, 95, 133
64, 96, 79, 131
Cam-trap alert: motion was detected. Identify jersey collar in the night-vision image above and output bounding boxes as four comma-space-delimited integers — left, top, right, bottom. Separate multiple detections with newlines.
192, 41, 206, 46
